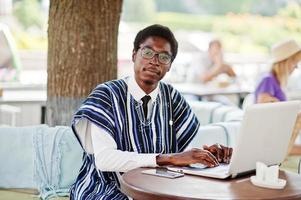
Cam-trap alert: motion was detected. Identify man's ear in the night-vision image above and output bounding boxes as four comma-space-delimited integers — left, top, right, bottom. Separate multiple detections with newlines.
132, 50, 136, 62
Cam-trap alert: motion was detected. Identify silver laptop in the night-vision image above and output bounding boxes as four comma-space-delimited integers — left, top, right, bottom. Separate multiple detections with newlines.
168, 101, 300, 179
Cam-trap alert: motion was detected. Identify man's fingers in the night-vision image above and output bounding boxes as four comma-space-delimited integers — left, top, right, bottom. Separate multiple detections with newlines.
216, 144, 223, 162
223, 147, 229, 163
204, 157, 218, 167
201, 160, 215, 168
203, 150, 219, 166
203, 144, 222, 163
194, 149, 219, 166
210, 144, 222, 162
203, 144, 234, 164
228, 148, 233, 163
219, 144, 227, 163
220, 145, 233, 164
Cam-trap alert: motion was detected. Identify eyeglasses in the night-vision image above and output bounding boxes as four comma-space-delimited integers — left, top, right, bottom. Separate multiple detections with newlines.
140, 46, 172, 65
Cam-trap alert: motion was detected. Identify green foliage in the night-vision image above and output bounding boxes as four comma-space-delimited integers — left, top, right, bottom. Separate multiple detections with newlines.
153, 12, 301, 54
13, 30, 47, 50
12, 0, 300, 53
122, 0, 156, 22
279, 2, 301, 19
154, 12, 213, 31
13, 0, 44, 29
155, 0, 191, 13
194, 0, 254, 14
155, 0, 281, 16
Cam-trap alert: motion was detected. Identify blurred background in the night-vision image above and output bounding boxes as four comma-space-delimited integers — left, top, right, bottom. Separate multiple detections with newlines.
0, 0, 301, 125
1, 0, 301, 83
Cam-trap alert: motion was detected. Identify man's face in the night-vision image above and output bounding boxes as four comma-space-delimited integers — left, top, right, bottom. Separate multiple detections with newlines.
132, 36, 172, 86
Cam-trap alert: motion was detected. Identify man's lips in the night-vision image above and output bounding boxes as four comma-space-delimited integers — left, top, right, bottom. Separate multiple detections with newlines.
143, 67, 160, 75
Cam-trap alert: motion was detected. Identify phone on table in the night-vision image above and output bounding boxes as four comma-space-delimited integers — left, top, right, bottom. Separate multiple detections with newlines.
142, 169, 184, 179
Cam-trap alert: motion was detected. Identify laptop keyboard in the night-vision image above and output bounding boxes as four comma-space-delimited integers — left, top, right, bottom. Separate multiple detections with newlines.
191, 163, 230, 174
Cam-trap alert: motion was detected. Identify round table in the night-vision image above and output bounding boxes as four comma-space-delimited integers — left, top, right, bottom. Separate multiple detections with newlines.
120, 168, 301, 200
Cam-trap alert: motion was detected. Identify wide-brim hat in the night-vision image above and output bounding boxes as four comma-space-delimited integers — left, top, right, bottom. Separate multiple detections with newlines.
270, 39, 301, 64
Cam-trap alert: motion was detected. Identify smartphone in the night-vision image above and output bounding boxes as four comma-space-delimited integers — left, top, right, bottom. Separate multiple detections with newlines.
142, 169, 184, 179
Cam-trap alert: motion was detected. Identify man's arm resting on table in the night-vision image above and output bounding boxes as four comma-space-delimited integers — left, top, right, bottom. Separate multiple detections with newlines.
91, 123, 231, 171
157, 144, 233, 167
201, 63, 235, 83
156, 148, 220, 167
91, 123, 158, 172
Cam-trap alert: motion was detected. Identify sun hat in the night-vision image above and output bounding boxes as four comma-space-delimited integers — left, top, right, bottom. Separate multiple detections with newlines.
270, 39, 301, 64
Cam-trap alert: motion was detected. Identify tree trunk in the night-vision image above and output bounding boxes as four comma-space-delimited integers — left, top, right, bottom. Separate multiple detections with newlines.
47, 0, 122, 126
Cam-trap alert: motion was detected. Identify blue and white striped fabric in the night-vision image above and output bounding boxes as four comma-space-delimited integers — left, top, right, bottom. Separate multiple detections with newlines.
70, 78, 200, 200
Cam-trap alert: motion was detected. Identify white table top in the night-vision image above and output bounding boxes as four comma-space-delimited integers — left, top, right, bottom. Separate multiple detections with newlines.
0, 82, 46, 91
171, 82, 253, 96
0, 82, 300, 105
0, 89, 46, 104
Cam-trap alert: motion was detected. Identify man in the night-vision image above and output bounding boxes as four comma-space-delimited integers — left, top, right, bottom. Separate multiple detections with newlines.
187, 39, 236, 83
70, 24, 232, 199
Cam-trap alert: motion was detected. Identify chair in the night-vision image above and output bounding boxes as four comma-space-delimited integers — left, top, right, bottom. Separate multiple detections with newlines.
242, 93, 255, 110
187, 100, 243, 125
0, 125, 83, 199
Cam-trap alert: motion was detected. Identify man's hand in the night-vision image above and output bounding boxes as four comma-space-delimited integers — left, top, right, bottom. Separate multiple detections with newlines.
156, 148, 219, 168
223, 64, 236, 77
212, 51, 223, 65
203, 144, 233, 164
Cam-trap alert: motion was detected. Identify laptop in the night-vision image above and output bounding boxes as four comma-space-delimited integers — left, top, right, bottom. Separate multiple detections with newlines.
168, 101, 301, 179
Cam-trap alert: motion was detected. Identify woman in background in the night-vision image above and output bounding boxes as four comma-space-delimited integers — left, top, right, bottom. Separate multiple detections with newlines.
255, 39, 301, 154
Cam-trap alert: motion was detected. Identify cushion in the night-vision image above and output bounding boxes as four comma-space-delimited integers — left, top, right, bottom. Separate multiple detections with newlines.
34, 126, 83, 199
188, 101, 243, 125
0, 189, 69, 200
188, 121, 241, 148
0, 125, 83, 199
188, 101, 222, 125
0, 125, 44, 189
211, 106, 243, 123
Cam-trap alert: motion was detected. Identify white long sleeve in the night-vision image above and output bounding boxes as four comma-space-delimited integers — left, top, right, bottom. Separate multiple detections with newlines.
90, 122, 158, 172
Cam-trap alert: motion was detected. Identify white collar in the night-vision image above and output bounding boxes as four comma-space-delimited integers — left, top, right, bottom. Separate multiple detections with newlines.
127, 76, 159, 103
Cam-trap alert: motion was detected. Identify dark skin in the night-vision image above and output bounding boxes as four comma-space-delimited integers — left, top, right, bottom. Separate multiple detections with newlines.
132, 36, 172, 94
203, 144, 233, 164
132, 36, 233, 167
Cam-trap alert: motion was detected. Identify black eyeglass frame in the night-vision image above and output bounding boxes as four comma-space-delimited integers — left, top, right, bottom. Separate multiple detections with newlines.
139, 46, 173, 65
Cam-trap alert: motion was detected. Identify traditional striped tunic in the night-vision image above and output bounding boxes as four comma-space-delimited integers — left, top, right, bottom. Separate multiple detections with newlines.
70, 78, 200, 200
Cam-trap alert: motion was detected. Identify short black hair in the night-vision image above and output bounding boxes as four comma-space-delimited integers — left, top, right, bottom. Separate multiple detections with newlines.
133, 24, 178, 61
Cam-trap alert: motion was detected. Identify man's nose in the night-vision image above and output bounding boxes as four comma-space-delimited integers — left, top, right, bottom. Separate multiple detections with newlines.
150, 54, 159, 65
